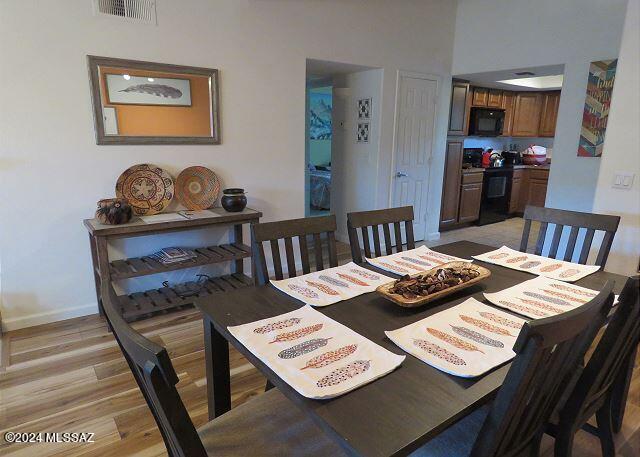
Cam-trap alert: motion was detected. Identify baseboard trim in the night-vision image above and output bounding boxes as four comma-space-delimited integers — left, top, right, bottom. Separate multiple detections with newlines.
1, 302, 99, 332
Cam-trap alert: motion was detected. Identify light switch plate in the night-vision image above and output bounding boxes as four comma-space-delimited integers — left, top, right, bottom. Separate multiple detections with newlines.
612, 172, 635, 189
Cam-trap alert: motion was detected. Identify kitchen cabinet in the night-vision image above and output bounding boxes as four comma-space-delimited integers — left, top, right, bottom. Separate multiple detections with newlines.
539, 91, 561, 137
472, 87, 489, 106
527, 169, 549, 207
501, 91, 515, 136
487, 89, 502, 108
509, 169, 523, 213
512, 92, 542, 137
448, 80, 471, 136
459, 174, 483, 223
439, 141, 463, 228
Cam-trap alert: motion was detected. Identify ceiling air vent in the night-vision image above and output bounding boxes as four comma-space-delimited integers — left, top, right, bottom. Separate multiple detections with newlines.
93, 0, 157, 25
514, 71, 535, 76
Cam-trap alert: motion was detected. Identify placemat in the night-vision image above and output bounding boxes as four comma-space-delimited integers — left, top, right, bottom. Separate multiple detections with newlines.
228, 306, 405, 399
473, 246, 599, 282
365, 245, 472, 276
270, 262, 394, 307
385, 298, 526, 378
484, 275, 614, 319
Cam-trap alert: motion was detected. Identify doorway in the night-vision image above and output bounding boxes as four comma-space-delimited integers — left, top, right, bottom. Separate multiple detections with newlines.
391, 72, 439, 241
307, 84, 333, 217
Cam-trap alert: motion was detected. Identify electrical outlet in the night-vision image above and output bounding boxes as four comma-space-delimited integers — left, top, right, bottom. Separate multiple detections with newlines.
612, 172, 635, 189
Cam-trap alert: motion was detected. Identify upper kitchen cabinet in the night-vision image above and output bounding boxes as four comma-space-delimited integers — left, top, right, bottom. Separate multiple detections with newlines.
487, 89, 502, 108
501, 91, 515, 136
539, 91, 561, 137
512, 92, 542, 137
472, 87, 489, 106
448, 80, 471, 136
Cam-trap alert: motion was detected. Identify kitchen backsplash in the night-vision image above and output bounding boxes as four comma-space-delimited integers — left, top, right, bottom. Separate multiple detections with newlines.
463, 137, 554, 152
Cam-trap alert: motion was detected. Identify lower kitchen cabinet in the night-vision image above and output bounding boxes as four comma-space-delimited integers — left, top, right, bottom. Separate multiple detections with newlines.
439, 141, 464, 229
459, 183, 483, 223
510, 168, 549, 213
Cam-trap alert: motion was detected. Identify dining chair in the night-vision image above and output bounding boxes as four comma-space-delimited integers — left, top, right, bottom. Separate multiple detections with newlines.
100, 283, 344, 457
251, 214, 338, 286
347, 206, 415, 264
411, 281, 615, 457
519, 205, 620, 268
549, 276, 639, 457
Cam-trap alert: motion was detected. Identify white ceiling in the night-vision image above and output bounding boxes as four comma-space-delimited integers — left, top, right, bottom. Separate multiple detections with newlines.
455, 64, 565, 90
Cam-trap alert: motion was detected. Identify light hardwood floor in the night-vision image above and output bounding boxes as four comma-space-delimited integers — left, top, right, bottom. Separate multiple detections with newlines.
1, 223, 638, 456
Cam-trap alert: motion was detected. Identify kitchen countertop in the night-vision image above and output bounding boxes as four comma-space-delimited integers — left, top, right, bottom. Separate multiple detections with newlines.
461, 164, 550, 173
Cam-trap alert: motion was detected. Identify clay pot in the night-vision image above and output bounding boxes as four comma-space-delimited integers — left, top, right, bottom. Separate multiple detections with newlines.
221, 188, 247, 212
95, 198, 133, 225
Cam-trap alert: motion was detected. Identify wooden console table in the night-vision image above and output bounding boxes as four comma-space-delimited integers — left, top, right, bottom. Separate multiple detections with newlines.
84, 208, 262, 321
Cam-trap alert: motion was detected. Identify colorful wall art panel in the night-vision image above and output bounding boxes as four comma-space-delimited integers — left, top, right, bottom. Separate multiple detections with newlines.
578, 59, 618, 157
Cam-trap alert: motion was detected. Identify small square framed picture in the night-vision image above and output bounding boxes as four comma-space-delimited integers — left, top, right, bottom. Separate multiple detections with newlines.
358, 98, 372, 119
357, 122, 370, 143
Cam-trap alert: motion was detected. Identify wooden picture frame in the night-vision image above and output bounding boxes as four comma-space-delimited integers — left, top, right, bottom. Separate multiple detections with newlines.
87, 55, 221, 145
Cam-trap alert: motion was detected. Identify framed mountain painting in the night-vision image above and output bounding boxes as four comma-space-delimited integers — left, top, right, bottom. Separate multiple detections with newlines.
578, 59, 618, 157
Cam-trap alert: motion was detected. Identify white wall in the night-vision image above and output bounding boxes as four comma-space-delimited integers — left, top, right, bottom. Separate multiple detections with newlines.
591, 0, 640, 276
0, 0, 456, 330
453, 0, 628, 212
331, 69, 384, 242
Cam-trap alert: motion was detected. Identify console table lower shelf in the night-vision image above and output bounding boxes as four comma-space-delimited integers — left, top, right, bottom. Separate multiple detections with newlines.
117, 273, 252, 321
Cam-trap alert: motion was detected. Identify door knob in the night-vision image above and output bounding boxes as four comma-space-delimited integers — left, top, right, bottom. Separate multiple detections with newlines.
396, 172, 408, 178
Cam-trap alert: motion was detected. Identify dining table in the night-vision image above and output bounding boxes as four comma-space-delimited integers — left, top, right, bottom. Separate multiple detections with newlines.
194, 240, 628, 457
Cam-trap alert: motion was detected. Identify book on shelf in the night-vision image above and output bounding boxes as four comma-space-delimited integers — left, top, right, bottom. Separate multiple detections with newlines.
151, 247, 197, 265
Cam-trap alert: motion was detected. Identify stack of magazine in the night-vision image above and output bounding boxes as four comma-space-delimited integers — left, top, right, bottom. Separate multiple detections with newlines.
151, 247, 197, 265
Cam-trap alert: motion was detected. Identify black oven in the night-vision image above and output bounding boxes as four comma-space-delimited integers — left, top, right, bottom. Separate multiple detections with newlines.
469, 108, 505, 136
478, 167, 513, 225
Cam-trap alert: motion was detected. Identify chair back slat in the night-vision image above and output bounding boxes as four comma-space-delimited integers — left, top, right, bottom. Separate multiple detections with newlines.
382, 224, 393, 255
284, 237, 296, 278
548, 224, 564, 258
471, 282, 615, 457
393, 222, 403, 253
519, 219, 532, 252
361, 226, 372, 259
563, 226, 580, 261
558, 277, 640, 428
252, 215, 338, 285
313, 232, 324, 271
405, 220, 416, 250
534, 221, 548, 255
298, 236, 311, 274
347, 206, 415, 264
372, 225, 382, 257
269, 239, 283, 280
101, 284, 207, 457
520, 206, 620, 268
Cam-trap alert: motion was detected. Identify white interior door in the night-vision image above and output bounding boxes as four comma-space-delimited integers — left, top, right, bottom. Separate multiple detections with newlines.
392, 73, 438, 242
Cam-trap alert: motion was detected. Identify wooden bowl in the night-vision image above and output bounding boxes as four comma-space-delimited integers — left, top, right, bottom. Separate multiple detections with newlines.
376, 261, 491, 308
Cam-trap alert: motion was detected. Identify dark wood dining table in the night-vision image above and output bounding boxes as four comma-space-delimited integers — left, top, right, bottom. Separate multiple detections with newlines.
194, 241, 627, 457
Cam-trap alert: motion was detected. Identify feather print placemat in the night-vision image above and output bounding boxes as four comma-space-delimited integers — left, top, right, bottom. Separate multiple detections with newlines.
270, 262, 394, 307
228, 306, 405, 399
385, 298, 526, 378
365, 246, 472, 276
483, 275, 616, 320
472, 246, 600, 282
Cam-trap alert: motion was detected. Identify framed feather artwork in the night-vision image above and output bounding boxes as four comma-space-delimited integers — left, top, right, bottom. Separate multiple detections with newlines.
385, 298, 526, 378
105, 74, 192, 106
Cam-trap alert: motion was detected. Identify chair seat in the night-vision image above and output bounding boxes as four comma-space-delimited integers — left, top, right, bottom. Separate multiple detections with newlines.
198, 388, 346, 456
408, 406, 489, 457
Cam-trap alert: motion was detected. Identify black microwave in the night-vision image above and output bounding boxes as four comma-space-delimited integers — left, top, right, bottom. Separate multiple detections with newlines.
469, 107, 505, 136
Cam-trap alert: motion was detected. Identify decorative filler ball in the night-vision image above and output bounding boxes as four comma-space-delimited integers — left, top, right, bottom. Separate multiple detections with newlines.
95, 198, 132, 225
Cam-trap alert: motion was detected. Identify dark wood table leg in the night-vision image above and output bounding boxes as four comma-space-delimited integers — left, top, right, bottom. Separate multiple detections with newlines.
88, 233, 102, 313
95, 236, 111, 317
204, 316, 231, 420
611, 344, 637, 433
